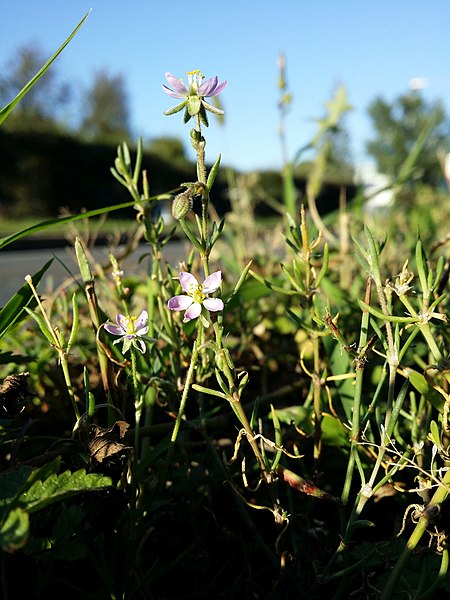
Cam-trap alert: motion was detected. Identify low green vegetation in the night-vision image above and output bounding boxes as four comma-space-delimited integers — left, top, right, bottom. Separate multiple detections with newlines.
1, 14, 450, 600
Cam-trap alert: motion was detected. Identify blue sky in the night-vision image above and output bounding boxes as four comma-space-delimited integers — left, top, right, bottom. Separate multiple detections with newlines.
1, 1, 449, 172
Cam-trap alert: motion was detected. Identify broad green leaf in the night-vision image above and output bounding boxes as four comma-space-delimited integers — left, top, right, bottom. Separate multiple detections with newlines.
0, 507, 29, 552
19, 469, 112, 513
0, 259, 53, 339
0, 466, 34, 518
0, 11, 91, 125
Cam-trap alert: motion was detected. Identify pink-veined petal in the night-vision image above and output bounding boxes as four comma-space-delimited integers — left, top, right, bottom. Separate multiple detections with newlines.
199, 77, 227, 98
162, 84, 185, 99
136, 326, 149, 336
183, 302, 202, 322
209, 79, 227, 97
168, 295, 193, 311
116, 313, 127, 327
198, 76, 218, 97
104, 323, 124, 336
203, 298, 224, 312
164, 72, 188, 96
202, 271, 222, 293
179, 272, 199, 294
135, 310, 148, 331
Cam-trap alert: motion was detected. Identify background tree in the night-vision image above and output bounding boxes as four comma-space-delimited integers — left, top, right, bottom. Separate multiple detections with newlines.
79, 70, 131, 143
146, 136, 188, 165
0, 43, 71, 132
366, 91, 450, 187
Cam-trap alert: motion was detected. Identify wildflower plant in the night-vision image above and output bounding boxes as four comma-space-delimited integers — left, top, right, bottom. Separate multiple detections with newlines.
2, 35, 450, 600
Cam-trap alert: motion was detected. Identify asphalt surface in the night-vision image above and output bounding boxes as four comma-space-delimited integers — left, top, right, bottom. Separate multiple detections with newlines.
0, 241, 186, 307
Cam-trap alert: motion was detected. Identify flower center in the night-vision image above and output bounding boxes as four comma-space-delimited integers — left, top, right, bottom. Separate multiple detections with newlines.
121, 315, 137, 335
192, 287, 205, 304
187, 69, 204, 94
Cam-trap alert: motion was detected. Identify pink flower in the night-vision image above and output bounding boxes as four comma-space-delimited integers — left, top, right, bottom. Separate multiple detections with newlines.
104, 310, 148, 354
162, 70, 227, 124
167, 271, 224, 323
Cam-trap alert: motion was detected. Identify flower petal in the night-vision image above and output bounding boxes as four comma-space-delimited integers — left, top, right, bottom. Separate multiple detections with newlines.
209, 79, 227, 97
168, 295, 193, 311
199, 77, 227, 98
104, 323, 124, 336
135, 310, 148, 330
161, 85, 185, 99
202, 271, 222, 293
136, 326, 149, 336
183, 302, 202, 322
164, 72, 188, 96
203, 298, 224, 312
179, 272, 199, 294
198, 76, 218, 97
116, 313, 127, 327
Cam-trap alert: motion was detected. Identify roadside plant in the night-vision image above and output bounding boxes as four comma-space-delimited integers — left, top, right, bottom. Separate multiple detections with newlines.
1, 41, 450, 600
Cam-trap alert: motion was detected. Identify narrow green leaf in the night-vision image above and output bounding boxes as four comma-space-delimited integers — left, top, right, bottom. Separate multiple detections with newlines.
428, 420, 441, 446
206, 154, 221, 191
0, 259, 53, 339
66, 293, 79, 352
315, 242, 329, 287
364, 226, 382, 284
0, 11, 91, 125
415, 238, 428, 294
269, 404, 283, 472
24, 307, 56, 345
0, 200, 137, 250
133, 137, 143, 185
358, 300, 418, 324
75, 237, 93, 283
224, 260, 253, 305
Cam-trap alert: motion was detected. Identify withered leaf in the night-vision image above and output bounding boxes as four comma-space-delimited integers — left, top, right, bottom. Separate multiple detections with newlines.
87, 420, 132, 467
0, 372, 30, 415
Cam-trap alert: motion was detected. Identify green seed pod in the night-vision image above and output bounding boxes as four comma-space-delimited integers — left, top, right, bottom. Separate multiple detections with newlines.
172, 190, 193, 220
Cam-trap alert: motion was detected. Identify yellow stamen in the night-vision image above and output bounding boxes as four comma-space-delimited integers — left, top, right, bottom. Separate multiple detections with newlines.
120, 315, 137, 335
187, 69, 204, 78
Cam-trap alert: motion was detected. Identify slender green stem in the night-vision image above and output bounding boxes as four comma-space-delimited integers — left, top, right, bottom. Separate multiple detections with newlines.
169, 321, 203, 448
312, 334, 322, 468
130, 347, 141, 458
60, 354, 80, 421
195, 115, 206, 185
341, 278, 371, 505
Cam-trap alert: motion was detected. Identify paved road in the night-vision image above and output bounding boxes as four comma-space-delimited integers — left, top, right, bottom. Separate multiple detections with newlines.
0, 242, 186, 307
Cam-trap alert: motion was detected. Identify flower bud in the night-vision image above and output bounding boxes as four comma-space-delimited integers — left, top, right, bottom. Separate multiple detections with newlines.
172, 190, 193, 220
